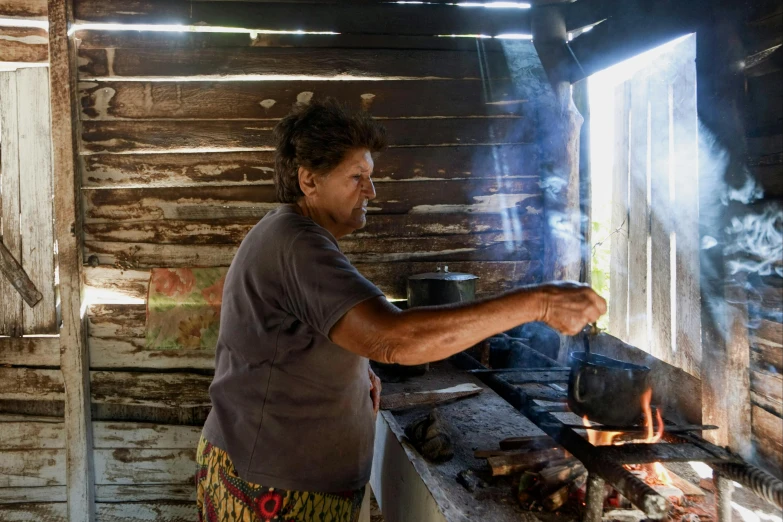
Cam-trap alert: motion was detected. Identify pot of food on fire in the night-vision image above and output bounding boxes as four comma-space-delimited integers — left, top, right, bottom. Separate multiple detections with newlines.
567, 351, 652, 427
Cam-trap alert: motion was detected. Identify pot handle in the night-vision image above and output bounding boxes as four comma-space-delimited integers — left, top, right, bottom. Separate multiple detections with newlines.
572, 367, 588, 404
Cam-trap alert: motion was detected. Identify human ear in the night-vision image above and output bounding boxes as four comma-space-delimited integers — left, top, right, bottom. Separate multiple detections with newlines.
298, 166, 318, 197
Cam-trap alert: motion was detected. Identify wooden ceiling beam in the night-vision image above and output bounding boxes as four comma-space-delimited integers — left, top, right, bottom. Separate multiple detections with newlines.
73, 1, 533, 35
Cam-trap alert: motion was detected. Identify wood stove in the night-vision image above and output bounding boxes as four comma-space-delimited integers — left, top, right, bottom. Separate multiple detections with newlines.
453, 337, 783, 522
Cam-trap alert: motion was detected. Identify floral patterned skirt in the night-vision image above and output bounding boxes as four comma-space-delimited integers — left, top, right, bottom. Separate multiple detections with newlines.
196, 435, 365, 522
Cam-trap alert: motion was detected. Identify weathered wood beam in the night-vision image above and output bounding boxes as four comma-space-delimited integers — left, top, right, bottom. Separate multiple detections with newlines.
0, 71, 24, 336
0, 0, 47, 19
0, 335, 60, 366
73, 1, 533, 36
0, 26, 49, 63
48, 0, 96, 520
531, 5, 583, 364
0, 240, 43, 308
696, 14, 754, 458
567, 0, 700, 81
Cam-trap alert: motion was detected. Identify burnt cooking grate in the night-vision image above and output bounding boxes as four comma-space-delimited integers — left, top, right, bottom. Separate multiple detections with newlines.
452, 346, 783, 522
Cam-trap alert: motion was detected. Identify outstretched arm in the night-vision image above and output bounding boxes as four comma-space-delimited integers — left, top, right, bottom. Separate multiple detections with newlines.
330, 281, 606, 366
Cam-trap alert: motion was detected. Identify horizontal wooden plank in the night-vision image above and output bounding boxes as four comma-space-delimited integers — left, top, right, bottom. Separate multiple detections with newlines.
89, 338, 215, 370
82, 116, 537, 155
87, 304, 146, 338
0, 336, 60, 367
84, 267, 151, 302
751, 342, 783, 374
78, 46, 512, 80
361, 260, 542, 299
73, 1, 532, 36
0, 421, 65, 449
95, 484, 195, 502
85, 259, 542, 302
84, 234, 542, 268
91, 403, 210, 426
0, 486, 65, 503
0, 449, 65, 487
94, 448, 196, 484
93, 421, 201, 449
0, 368, 64, 401
90, 371, 212, 408
80, 142, 538, 183
96, 502, 195, 522
751, 404, 783, 459
0, 0, 47, 19
754, 319, 783, 345
0, 413, 63, 423
0, 503, 66, 522
0, 27, 48, 63
78, 80, 527, 120
75, 30, 512, 52
0, 502, 194, 522
0, 401, 64, 419
82, 181, 542, 223
83, 213, 544, 245
752, 390, 783, 418
751, 368, 783, 415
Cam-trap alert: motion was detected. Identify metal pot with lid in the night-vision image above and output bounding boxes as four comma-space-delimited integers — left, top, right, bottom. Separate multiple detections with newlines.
407, 266, 478, 307
371, 267, 478, 382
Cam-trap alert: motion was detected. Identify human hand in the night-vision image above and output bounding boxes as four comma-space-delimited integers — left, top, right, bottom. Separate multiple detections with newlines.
535, 281, 607, 336
369, 368, 381, 415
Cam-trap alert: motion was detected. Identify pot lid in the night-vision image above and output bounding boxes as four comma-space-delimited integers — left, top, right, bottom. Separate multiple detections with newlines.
408, 266, 478, 282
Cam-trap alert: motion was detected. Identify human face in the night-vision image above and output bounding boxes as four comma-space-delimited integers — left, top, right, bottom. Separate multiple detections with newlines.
303, 148, 376, 238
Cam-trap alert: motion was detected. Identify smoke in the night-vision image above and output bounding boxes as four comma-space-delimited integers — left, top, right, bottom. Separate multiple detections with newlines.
725, 204, 783, 278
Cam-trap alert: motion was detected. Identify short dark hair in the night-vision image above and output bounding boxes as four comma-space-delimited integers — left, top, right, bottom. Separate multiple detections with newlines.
273, 98, 388, 203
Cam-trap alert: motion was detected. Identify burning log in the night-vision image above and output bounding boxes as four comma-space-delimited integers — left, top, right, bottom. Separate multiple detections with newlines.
539, 458, 586, 489
543, 471, 588, 511
487, 448, 566, 476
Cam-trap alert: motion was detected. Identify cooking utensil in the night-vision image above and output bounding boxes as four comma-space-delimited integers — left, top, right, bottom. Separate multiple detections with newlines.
407, 266, 478, 306
567, 351, 651, 427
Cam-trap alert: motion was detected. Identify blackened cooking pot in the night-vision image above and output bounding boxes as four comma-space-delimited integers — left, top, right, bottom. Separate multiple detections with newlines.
567, 351, 651, 427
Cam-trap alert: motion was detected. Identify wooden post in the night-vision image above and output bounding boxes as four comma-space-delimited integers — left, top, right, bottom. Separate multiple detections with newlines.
532, 6, 584, 364
573, 79, 591, 284
696, 17, 751, 450
531, 5, 583, 284
48, 0, 96, 520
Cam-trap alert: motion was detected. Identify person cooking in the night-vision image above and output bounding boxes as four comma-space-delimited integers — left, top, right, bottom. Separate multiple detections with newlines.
197, 98, 606, 521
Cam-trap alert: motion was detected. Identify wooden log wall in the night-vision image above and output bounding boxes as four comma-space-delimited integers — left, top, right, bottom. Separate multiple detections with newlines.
739, 0, 783, 479
7, 1, 556, 516
75, 29, 547, 415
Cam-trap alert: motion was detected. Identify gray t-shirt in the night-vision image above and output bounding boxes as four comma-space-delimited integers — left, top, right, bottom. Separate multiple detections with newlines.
203, 205, 384, 492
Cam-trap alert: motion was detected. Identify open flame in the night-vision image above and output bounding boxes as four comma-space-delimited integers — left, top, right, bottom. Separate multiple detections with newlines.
583, 387, 674, 487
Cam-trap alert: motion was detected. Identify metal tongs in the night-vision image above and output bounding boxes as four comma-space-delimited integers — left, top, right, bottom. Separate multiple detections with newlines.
582, 322, 600, 356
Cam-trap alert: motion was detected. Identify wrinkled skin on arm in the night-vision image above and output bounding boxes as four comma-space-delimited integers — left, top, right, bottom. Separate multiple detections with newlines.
331, 281, 606, 366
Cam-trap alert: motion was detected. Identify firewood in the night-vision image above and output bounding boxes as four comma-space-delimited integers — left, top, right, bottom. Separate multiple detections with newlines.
543, 472, 587, 511
487, 447, 566, 476
498, 435, 556, 451
517, 471, 540, 505
668, 470, 706, 498
380, 383, 482, 411
474, 448, 527, 459
539, 459, 586, 489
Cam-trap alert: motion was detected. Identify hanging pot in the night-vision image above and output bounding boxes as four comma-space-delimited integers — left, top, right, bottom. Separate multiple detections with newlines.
567, 351, 652, 427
